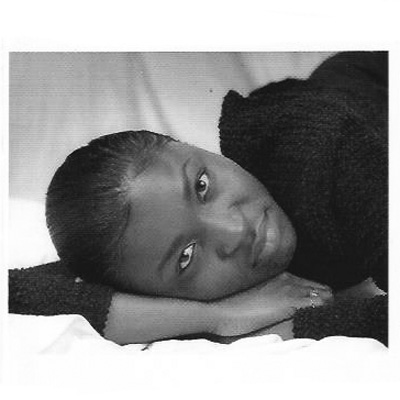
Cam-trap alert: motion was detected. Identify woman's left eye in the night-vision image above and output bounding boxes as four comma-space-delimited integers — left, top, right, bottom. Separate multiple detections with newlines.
195, 171, 210, 201
178, 243, 196, 273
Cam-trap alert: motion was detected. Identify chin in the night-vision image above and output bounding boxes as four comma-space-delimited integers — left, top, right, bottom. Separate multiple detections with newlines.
279, 227, 297, 271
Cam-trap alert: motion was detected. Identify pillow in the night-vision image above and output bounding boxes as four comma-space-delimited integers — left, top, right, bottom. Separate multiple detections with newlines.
8, 198, 59, 269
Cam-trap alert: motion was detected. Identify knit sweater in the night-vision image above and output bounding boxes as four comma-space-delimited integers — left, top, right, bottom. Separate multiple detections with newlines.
219, 51, 388, 345
9, 261, 113, 334
9, 52, 388, 345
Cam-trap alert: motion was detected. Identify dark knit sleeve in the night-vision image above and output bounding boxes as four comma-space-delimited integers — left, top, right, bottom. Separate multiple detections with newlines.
9, 262, 114, 335
292, 295, 388, 346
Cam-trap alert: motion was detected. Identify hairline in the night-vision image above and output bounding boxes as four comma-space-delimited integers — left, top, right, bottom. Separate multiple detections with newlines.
102, 136, 176, 289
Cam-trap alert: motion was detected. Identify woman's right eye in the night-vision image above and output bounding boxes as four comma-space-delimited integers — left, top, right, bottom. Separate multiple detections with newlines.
195, 170, 210, 202
178, 243, 196, 273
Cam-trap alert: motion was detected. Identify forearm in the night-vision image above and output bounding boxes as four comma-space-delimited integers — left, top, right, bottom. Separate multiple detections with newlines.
103, 272, 332, 345
10, 266, 335, 346
248, 294, 388, 345
9, 263, 114, 334
292, 295, 388, 345
104, 292, 216, 345
10, 264, 218, 345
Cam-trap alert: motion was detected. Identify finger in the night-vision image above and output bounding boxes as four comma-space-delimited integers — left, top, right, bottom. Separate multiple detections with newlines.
295, 285, 331, 298
312, 288, 333, 304
287, 273, 332, 292
295, 286, 333, 309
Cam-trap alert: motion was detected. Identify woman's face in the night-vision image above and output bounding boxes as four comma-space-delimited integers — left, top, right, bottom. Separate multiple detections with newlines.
121, 141, 296, 300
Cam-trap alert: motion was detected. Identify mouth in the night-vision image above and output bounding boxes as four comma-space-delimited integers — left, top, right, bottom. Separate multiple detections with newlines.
252, 208, 268, 267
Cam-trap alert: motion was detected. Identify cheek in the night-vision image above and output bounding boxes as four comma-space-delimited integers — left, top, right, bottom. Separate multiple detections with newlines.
226, 164, 266, 195
210, 154, 265, 197
188, 253, 253, 300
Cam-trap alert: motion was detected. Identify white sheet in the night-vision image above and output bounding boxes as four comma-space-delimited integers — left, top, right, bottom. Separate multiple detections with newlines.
8, 313, 387, 356
5, 313, 392, 386
8, 198, 58, 269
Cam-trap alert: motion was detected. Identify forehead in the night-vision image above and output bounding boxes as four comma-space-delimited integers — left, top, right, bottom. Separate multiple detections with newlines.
120, 142, 198, 279
126, 141, 193, 209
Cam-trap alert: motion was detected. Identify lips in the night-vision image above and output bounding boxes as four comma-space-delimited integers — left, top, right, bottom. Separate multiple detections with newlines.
252, 208, 268, 267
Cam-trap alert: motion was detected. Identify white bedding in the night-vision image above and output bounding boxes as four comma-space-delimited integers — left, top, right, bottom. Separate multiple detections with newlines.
5, 313, 391, 385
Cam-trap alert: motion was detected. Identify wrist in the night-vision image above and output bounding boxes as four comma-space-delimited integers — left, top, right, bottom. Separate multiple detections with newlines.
204, 299, 237, 337
198, 300, 221, 335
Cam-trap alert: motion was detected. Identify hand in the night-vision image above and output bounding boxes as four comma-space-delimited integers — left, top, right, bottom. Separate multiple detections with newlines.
209, 272, 332, 337
335, 277, 386, 300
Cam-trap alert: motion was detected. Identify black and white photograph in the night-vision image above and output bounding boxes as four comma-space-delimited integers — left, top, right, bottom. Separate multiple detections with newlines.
7, 50, 389, 371
1, 0, 400, 398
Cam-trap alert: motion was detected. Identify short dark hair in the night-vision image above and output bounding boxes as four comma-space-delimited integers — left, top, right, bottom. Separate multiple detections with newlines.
46, 130, 176, 288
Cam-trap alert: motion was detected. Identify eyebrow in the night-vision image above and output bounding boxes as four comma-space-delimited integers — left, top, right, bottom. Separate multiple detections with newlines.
157, 157, 192, 272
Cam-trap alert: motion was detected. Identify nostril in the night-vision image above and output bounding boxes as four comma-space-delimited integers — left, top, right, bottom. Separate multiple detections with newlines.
206, 204, 252, 260
249, 230, 258, 267
216, 225, 251, 260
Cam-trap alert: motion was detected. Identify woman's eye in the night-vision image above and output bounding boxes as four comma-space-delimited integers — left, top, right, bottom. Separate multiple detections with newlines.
195, 171, 210, 201
178, 243, 196, 273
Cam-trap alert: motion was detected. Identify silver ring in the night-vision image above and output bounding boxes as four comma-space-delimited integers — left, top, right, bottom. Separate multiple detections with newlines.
309, 288, 319, 308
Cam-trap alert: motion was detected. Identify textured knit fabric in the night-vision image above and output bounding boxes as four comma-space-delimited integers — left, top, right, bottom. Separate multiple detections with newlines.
219, 51, 388, 344
293, 295, 388, 346
8, 52, 388, 344
9, 262, 114, 334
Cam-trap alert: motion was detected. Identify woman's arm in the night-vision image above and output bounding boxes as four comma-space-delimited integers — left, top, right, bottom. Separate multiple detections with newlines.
10, 263, 216, 344
104, 272, 332, 344
252, 286, 388, 345
10, 264, 332, 345
9, 262, 113, 334
292, 295, 388, 346
104, 293, 213, 344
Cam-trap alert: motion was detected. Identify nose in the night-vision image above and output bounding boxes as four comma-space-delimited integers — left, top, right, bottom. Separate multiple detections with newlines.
199, 204, 253, 259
